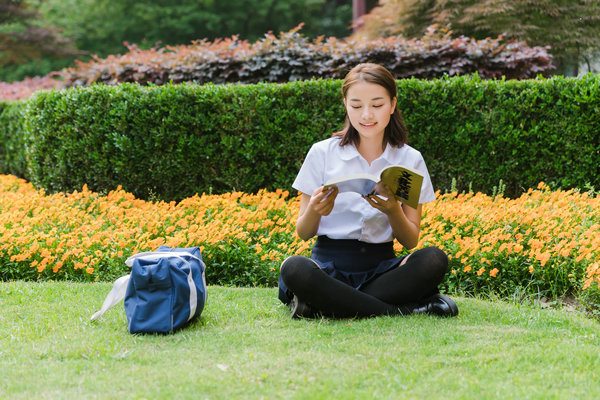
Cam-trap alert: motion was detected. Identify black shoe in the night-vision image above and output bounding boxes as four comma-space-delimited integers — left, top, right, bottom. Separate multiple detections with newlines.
412, 294, 458, 317
290, 295, 317, 319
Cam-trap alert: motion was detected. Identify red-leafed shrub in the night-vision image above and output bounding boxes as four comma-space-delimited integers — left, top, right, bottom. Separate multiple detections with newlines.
0, 25, 555, 100
60, 25, 554, 88
0, 74, 65, 101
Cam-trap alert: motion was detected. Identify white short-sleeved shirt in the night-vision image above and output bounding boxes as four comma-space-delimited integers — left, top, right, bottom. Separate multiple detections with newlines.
293, 137, 436, 243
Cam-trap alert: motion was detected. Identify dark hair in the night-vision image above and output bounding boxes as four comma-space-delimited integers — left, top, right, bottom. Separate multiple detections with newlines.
332, 63, 408, 148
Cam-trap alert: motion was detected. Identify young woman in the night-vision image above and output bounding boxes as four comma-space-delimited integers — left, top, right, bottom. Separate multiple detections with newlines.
278, 63, 458, 319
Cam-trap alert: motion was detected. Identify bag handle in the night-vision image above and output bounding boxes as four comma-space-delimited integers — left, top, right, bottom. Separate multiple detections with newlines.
125, 251, 203, 267
90, 274, 131, 321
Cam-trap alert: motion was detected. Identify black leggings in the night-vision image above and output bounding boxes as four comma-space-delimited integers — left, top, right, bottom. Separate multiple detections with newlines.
279, 247, 448, 318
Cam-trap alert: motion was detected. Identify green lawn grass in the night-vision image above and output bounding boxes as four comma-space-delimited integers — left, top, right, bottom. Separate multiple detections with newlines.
1, 281, 599, 399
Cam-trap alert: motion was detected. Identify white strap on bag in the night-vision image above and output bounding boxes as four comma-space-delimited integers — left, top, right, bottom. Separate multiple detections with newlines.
124, 251, 204, 267
90, 251, 206, 321
90, 274, 131, 320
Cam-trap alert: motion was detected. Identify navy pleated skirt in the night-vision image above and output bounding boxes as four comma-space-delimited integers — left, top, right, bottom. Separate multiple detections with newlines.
278, 236, 407, 303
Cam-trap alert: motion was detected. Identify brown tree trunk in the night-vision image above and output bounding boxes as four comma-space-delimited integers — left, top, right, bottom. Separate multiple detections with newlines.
353, 0, 367, 31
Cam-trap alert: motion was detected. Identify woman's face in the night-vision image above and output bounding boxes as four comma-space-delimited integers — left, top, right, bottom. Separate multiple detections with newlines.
344, 81, 397, 142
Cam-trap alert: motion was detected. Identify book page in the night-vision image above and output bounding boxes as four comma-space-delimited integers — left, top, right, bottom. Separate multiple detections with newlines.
324, 174, 378, 196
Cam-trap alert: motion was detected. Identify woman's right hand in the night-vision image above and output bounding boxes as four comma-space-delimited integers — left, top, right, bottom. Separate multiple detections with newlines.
306, 186, 338, 216
296, 186, 338, 240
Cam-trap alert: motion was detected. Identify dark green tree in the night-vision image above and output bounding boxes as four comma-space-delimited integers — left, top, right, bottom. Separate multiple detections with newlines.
2, 0, 352, 81
355, 0, 600, 75
0, 0, 75, 66
40, 0, 353, 58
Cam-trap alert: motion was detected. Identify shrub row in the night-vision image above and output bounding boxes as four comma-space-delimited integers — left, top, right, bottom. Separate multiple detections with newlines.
2, 74, 599, 200
0, 25, 555, 102
59, 25, 554, 88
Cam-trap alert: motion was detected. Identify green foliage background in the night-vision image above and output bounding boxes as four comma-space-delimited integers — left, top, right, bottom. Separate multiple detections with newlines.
0, 0, 352, 82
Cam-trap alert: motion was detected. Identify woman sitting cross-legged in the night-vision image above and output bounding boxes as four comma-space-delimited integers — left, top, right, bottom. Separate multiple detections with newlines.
278, 63, 458, 319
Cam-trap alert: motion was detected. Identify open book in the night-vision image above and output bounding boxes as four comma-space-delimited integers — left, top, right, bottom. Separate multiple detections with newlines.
324, 164, 424, 209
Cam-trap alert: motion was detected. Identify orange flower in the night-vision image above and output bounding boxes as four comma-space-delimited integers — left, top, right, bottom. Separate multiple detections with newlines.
489, 268, 499, 278
477, 267, 485, 276
53, 261, 64, 273
537, 252, 551, 266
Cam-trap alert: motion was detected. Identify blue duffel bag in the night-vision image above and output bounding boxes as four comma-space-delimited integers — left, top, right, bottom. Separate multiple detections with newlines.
91, 246, 207, 334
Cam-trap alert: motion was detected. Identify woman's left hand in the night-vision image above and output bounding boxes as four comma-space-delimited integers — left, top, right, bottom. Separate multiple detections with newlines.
365, 183, 422, 249
363, 183, 402, 216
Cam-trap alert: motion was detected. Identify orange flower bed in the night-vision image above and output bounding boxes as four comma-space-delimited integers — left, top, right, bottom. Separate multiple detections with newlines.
417, 182, 600, 297
0, 175, 310, 285
1, 175, 599, 298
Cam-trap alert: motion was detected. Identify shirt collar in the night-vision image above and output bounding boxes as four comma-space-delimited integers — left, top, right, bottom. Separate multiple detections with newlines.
338, 143, 361, 161
338, 142, 399, 163
379, 143, 398, 163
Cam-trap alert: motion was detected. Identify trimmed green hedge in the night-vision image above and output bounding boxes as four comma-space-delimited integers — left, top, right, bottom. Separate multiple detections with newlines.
0, 100, 29, 179
399, 74, 600, 195
4, 74, 600, 199
24, 81, 343, 200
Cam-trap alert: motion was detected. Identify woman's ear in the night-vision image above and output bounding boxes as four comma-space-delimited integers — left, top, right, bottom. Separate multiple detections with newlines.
391, 96, 397, 114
